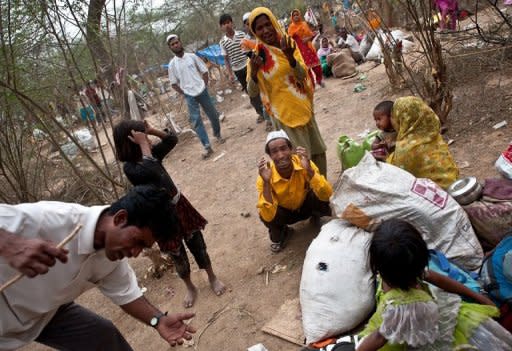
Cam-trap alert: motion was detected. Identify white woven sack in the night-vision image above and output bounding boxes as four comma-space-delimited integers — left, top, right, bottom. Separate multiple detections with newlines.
300, 219, 375, 344
331, 152, 483, 271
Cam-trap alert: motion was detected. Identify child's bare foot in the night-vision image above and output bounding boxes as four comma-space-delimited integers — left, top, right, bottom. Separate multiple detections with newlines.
183, 286, 198, 308
209, 277, 226, 296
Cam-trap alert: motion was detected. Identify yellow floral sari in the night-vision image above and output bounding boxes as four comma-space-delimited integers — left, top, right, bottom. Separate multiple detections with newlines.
387, 96, 459, 189
247, 7, 314, 128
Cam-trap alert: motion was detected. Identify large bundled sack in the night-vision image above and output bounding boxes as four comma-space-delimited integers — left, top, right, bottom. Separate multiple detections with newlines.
331, 153, 483, 271
463, 201, 512, 251
365, 30, 415, 61
327, 49, 356, 79
300, 220, 375, 344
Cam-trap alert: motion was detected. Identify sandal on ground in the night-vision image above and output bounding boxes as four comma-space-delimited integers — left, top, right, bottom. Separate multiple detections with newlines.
269, 226, 292, 253
270, 242, 282, 253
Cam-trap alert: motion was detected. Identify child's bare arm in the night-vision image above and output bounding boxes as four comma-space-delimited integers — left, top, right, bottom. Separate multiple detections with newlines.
356, 331, 387, 351
425, 270, 495, 306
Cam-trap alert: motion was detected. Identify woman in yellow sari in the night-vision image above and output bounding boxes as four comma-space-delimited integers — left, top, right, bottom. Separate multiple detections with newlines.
288, 9, 324, 87
387, 96, 459, 189
247, 7, 327, 175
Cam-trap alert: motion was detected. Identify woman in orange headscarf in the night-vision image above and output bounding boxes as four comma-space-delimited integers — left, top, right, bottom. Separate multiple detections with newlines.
287, 9, 324, 88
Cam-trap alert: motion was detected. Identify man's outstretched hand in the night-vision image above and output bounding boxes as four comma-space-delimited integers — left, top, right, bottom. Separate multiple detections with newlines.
157, 312, 197, 347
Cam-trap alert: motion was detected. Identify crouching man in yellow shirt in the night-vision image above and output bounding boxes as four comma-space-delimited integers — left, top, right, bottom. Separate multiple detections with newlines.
256, 130, 333, 253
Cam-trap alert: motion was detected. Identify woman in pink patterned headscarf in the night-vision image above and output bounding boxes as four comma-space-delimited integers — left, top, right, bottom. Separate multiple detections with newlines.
435, 0, 459, 30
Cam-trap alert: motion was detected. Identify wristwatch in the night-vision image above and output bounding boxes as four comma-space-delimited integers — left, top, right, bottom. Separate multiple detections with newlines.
149, 311, 168, 328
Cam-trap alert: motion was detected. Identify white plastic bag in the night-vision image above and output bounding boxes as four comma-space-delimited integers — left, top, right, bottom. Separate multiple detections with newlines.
364, 30, 415, 61
331, 153, 483, 271
61, 142, 78, 159
72, 128, 97, 151
300, 220, 375, 344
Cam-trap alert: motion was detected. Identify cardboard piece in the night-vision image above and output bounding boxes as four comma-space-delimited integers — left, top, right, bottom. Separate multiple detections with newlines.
261, 298, 305, 347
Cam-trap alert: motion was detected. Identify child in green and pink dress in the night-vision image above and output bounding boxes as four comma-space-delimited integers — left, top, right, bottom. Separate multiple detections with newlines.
356, 219, 512, 351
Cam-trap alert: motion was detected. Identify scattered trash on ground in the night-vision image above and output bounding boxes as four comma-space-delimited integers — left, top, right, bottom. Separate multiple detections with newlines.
271, 264, 287, 274
247, 343, 269, 351
213, 151, 226, 162
459, 161, 470, 169
357, 129, 371, 138
182, 338, 194, 347
493, 120, 507, 129
353, 83, 366, 93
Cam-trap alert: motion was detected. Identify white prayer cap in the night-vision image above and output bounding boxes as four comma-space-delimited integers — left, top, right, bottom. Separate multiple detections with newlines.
265, 130, 290, 146
166, 34, 178, 43
243, 12, 251, 23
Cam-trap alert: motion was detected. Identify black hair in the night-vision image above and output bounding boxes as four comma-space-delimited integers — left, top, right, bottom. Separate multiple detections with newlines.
107, 185, 180, 243
219, 13, 233, 25
374, 100, 394, 117
265, 138, 293, 155
251, 14, 269, 33
113, 120, 145, 162
370, 219, 429, 290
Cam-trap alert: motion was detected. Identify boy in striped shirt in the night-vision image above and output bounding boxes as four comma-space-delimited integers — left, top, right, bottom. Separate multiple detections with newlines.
219, 13, 271, 129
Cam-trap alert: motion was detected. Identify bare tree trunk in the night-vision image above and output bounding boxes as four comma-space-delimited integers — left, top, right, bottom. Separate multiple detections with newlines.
86, 0, 111, 79
382, 0, 394, 28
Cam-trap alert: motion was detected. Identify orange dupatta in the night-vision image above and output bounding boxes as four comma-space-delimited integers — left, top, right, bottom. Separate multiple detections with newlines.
287, 9, 317, 54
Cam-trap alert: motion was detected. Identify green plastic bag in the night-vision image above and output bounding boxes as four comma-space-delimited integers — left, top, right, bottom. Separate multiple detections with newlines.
337, 131, 379, 170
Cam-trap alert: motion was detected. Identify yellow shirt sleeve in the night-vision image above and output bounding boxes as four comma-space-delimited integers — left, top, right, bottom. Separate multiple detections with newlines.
308, 161, 333, 201
256, 176, 278, 222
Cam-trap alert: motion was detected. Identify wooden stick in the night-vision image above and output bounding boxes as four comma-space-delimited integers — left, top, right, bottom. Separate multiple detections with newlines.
0, 224, 83, 293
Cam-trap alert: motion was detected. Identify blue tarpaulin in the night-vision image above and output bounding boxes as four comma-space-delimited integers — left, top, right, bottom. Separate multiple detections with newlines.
196, 44, 225, 65
160, 44, 225, 70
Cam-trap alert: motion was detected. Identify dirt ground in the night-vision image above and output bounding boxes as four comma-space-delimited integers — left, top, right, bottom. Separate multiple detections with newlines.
26, 36, 512, 351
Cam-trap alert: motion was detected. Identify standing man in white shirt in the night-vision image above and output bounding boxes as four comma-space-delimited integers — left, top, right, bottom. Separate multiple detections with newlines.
219, 13, 271, 130
0, 185, 196, 350
167, 34, 224, 160
337, 27, 364, 64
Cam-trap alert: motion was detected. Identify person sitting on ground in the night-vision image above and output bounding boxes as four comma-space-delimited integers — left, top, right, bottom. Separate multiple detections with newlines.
113, 120, 226, 308
317, 37, 336, 59
317, 37, 337, 77
247, 7, 328, 175
288, 9, 324, 88
0, 185, 196, 350
370, 100, 397, 161
166, 34, 225, 159
372, 96, 459, 189
256, 130, 332, 253
337, 27, 364, 64
356, 219, 512, 351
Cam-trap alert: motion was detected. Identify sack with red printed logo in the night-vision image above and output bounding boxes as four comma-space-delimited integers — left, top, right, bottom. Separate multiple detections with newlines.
331, 152, 483, 271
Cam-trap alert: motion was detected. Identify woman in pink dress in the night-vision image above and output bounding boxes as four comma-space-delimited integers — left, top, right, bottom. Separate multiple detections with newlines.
435, 0, 459, 31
